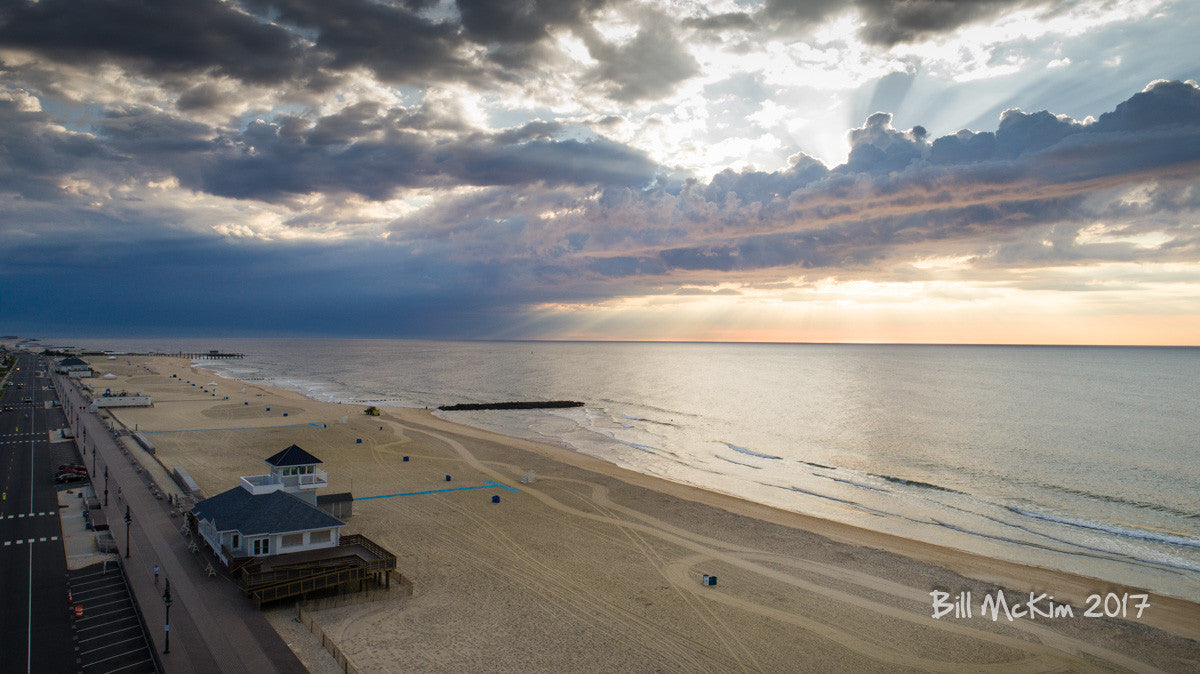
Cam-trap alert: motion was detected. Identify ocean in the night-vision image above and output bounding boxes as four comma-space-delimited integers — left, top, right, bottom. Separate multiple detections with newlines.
58, 338, 1200, 601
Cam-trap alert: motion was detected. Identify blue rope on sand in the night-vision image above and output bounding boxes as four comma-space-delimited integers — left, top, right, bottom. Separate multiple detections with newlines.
355, 480, 520, 501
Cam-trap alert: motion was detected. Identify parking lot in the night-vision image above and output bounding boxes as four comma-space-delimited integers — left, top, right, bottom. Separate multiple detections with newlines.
68, 563, 160, 673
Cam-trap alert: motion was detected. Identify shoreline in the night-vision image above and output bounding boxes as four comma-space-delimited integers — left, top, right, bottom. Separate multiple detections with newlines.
181, 348, 1200, 608
177, 357, 1200, 636
392, 405, 1200, 641
85, 354, 1199, 669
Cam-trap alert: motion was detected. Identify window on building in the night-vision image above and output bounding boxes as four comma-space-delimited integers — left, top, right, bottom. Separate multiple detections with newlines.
232, 533, 240, 549
253, 538, 271, 555
282, 533, 303, 548
310, 529, 331, 544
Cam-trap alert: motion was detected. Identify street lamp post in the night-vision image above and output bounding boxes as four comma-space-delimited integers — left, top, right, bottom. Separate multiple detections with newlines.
124, 505, 131, 558
162, 579, 173, 655
104, 466, 109, 506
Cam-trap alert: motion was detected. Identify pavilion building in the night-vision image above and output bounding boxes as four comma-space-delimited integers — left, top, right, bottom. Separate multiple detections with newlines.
188, 444, 402, 607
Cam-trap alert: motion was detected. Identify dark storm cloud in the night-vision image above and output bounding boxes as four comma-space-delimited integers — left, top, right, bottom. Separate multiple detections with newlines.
4, 78, 1200, 337
1, 235, 541, 338
24, 98, 659, 202
0, 0, 304, 84
0, 88, 110, 201
582, 12, 700, 102
190, 115, 660, 201
0, 0, 536, 91
0, 0, 698, 106
244, 0, 469, 85
456, 0, 607, 45
681, 12, 756, 33
761, 0, 1051, 47
855, 0, 1044, 47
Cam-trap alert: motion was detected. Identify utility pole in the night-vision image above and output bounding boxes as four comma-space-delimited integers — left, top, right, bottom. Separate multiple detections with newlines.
104, 466, 109, 506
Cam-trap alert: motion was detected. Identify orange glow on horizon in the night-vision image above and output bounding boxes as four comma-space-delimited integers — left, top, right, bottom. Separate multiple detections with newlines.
525, 268, 1200, 346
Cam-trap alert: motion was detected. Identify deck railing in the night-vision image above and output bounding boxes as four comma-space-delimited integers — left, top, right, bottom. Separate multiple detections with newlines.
236, 532, 399, 608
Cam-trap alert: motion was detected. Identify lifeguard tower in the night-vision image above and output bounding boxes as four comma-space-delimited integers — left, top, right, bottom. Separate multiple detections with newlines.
239, 444, 328, 504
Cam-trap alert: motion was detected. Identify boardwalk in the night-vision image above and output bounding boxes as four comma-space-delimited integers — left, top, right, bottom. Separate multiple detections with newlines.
55, 373, 305, 674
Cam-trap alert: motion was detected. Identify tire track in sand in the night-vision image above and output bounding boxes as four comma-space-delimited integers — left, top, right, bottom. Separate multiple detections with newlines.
404, 421, 1089, 671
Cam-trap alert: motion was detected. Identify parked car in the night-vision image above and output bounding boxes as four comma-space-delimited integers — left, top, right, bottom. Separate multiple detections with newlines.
55, 472, 87, 484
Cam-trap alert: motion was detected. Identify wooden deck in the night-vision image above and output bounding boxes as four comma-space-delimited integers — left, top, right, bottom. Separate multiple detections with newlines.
236, 534, 403, 608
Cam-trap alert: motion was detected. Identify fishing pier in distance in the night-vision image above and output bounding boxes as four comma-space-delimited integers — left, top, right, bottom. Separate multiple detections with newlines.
152, 350, 245, 359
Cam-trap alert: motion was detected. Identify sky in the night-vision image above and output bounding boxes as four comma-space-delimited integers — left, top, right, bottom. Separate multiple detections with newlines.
2, 0, 1199, 344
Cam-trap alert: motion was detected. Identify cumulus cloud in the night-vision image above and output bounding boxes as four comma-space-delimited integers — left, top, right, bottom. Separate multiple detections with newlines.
0, 0, 305, 84
362, 80, 1200, 298
0, 86, 111, 202
191, 116, 660, 202
579, 12, 701, 102
0, 0, 1197, 339
457, 0, 608, 46
761, 0, 1054, 46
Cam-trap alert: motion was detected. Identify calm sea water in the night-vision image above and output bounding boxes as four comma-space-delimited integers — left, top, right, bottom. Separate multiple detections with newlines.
61, 338, 1200, 601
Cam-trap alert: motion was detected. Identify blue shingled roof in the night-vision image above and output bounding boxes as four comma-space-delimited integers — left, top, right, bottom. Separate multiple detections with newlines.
265, 444, 323, 467
191, 487, 344, 535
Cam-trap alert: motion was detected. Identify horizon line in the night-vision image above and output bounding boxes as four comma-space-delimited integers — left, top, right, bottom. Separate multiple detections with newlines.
7, 334, 1198, 349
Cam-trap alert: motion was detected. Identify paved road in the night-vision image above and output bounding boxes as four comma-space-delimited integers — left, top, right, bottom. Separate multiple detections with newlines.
0, 352, 75, 674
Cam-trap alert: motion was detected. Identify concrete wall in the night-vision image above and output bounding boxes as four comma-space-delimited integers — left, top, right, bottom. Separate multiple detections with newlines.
172, 466, 200, 495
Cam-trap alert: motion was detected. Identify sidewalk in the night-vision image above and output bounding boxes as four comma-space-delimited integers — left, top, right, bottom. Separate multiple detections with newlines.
55, 374, 305, 674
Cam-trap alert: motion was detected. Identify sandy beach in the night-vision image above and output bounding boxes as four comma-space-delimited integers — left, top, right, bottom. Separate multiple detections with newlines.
84, 355, 1199, 672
